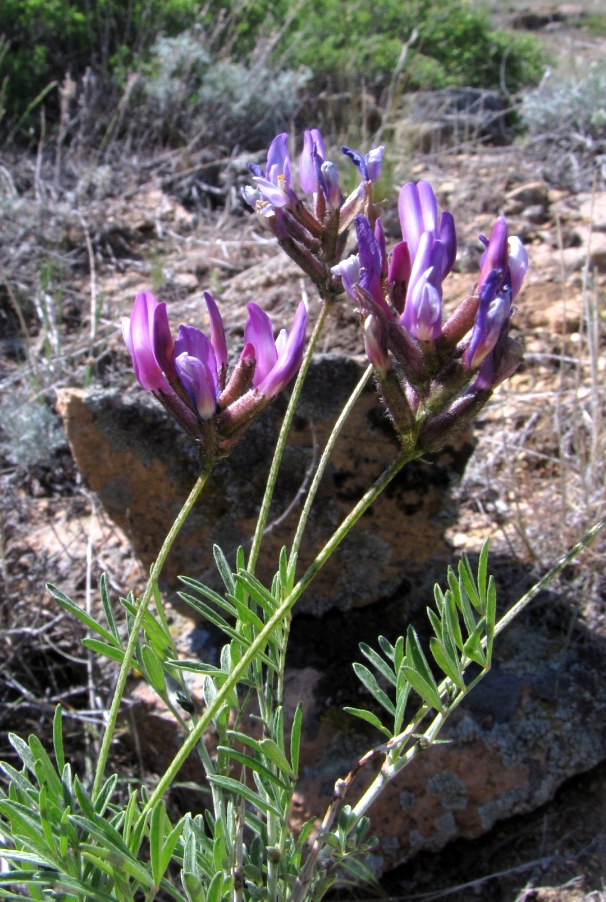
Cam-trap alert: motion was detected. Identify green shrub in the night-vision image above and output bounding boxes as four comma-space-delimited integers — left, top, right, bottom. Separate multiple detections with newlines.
521, 61, 606, 188
0, 0, 545, 141
133, 29, 310, 147
276, 0, 545, 94
0, 0, 195, 121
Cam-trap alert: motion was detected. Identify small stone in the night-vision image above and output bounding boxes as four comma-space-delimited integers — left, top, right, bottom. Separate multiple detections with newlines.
451, 532, 468, 548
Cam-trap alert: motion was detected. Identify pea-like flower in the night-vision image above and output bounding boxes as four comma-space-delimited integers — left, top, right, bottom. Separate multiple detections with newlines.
245, 133, 295, 215
122, 291, 307, 467
245, 302, 307, 399
463, 217, 529, 377
342, 145, 384, 186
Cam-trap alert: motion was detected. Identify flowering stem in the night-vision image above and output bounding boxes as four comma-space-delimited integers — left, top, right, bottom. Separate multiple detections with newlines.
92, 471, 210, 800
326, 513, 606, 852
139, 447, 417, 822
247, 303, 330, 575
291, 364, 373, 561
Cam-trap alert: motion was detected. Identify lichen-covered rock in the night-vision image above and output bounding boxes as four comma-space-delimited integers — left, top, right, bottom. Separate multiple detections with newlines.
56, 354, 473, 615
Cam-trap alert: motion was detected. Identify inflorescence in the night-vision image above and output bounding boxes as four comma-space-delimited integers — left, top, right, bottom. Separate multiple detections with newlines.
123, 127, 528, 462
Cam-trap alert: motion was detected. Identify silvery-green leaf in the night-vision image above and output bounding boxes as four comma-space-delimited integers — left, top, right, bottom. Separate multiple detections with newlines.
478, 539, 490, 605
47, 583, 118, 647
343, 707, 392, 737
99, 572, 119, 641
290, 701, 303, 776
378, 635, 395, 661
459, 554, 483, 614
401, 666, 444, 712
352, 663, 395, 715
141, 644, 166, 695
207, 776, 281, 817
214, 544, 236, 595
359, 643, 396, 686
429, 638, 464, 690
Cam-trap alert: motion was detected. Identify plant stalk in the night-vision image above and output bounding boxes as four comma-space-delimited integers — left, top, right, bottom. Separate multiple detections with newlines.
290, 364, 373, 560
92, 471, 209, 799
139, 448, 417, 821
346, 514, 606, 829
247, 303, 329, 575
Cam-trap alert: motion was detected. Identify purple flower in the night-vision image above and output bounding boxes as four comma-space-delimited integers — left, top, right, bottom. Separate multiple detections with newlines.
247, 133, 294, 214
122, 291, 171, 392
331, 254, 360, 300
478, 219, 528, 300
401, 231, 445, 341
300, 129, 326, 195
398, 181, 456, 275
478, 217, 509, 290
244, 302, 307, 399
319, 160, 342, 208
204, 291, 228, 386
123, 291, 229, 419
507, 236, 528, 301
354, 215, 394, 318
463, 222, 528, 373
364, 314, 390, 376
462, 270, 511, 371
173, 325, 219, 420
342, 145, 384, 184
388, 240, 411, 285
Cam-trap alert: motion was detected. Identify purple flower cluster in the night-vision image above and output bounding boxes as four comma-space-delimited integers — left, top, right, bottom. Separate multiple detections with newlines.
242, 130, 384, 297
123, 127, 529, 461
332, 179, 528, 448
123, 291, 306, 468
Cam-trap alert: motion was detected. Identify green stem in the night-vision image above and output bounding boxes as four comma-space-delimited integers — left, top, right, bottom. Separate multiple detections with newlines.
247, 303, 330, 575
138, 449, 417, 821
347, 512, 606, 825
92, 472, 210, 800
291, 364, 373, 561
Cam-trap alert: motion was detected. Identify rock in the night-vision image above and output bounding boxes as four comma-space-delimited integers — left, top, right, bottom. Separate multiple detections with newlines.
508, 5, 582, 30
126, 594, 606, 874
561, 232, 606, 273
578, 191, 606, 233
401, 89, 511, 152
56, 355, 473, 615
504, 181, 550, 215
519, 282, 582, 334
521, 204, 549, 224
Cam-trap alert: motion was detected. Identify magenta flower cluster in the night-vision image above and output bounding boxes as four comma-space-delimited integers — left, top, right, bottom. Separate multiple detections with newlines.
124, 126, 529, 461
123, 291, 306, 467
242, 130, 384, 297
331, 178, 528, 447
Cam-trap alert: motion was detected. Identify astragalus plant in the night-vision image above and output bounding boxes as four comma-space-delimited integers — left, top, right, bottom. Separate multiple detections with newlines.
1, 128, 603, 902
